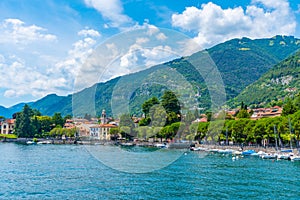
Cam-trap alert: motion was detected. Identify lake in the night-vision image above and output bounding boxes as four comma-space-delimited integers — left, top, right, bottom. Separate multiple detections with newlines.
0, 143, 300, 199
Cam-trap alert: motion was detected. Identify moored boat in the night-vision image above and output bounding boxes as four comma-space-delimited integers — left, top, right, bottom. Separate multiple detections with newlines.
190, 147, 207, 151
261, 153, 276, 159
26, 141, 35, 145
276, 153, 290, 160
242, 150, 256, 156
218, 149, 234, 154
232, 150, 242, 155
290, 155, 300, 161
154, 143, 168, 148
251, 151, 266, 157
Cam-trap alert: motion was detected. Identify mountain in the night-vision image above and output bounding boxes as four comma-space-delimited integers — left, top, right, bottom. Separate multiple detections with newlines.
229, 50, 300, 108
1, 35, 300, 118
207, 35, 300, 99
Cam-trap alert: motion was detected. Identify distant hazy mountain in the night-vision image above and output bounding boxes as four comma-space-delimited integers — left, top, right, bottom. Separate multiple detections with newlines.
1, 35, 300, 118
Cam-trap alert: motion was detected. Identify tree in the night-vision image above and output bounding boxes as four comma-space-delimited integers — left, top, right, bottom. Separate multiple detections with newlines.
52, 113, 64, 127
161, 91, 180, 114
195, 122, 209, 142
142, 97, 160, 117
109, 127, 120, 140
64, 114, 72, 122
282, 98, 297, 116
119, 114, 136, 139
31, 116, 41, 137
15, 104, 34, 138
236, 109, 250, 118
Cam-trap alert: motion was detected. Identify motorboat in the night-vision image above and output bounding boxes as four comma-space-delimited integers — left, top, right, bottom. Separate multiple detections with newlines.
232, 150, 242, 155
154, 143, 168, 148
26, 141, 35, 145
251, 151, 266, 157
290, 155, 300, 161
280, 149, 293, 153
218, 149, 234, 154
261, 153, 276, 159
276, 153, 290, 160
190, 147, 207, 151
242, 149, 256, 156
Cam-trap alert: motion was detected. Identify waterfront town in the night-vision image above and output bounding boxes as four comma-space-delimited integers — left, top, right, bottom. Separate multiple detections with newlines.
0, 106, 284, 142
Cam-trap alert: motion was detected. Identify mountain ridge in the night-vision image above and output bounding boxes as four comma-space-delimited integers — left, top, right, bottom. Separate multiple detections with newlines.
1, 35, 300, 118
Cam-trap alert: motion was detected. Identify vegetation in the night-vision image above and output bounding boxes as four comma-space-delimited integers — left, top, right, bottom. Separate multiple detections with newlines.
14, 104, 72, 138
230, 50, 300, 108
1, 36, 299, 118
0, 134, 17, 139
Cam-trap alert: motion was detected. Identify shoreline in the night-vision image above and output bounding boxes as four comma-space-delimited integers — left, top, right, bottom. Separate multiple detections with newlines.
1, 138, 297, 153
1, 138, 299, 154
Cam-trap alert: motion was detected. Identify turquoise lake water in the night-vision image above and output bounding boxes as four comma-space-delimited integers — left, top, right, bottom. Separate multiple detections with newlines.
1, 143, 300, 199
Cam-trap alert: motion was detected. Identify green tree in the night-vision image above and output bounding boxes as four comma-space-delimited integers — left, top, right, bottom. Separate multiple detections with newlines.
109, 127, 120, 140
195, 122, 209, 142
236, 109, 250, 118
15, 104, 34, 138
142, 97, 160, 117
31, 116, 41, 137
52, 113, 64, 127
64, 114, 72, 122
161, 91, 181, 124
282, 98, 297, 116
119, 114, 136, 139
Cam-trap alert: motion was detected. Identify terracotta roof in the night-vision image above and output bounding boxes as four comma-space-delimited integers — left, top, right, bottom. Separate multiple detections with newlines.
100, 124, 117, 128
6, 119, 15, 124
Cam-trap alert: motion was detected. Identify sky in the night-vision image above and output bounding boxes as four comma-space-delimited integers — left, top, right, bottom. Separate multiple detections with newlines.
0, 0, 299, 107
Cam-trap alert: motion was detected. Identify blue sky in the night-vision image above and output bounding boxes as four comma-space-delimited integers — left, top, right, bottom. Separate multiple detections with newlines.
0, 0, 299, 107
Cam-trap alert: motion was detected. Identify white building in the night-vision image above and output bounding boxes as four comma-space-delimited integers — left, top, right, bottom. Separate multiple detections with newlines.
0, 119, 15, 134
76, 123, 117, 140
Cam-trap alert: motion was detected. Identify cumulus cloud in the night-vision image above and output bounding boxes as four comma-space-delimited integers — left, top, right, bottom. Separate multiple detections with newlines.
0, 27, 101, 100
172, 0, 296, 48
51, 28, 101, 92
72, 25, 187, 92
0, 55, 67, 98
0, 18, 57, 45
78, 28, 101, 37
84, 0, 133, 28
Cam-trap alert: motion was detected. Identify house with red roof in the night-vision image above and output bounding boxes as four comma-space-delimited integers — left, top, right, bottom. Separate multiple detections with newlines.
0, 119, 16, 134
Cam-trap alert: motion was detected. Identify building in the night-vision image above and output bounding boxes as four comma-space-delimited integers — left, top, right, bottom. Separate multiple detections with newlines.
251, 106, 282, 120
75, 121, 118, 140
0, 119, 16, 134
88, 124, 118, 140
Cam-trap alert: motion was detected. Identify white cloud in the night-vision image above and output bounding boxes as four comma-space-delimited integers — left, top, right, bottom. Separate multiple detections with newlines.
0, 55, 67, 98
0, 18, 57, 45
84, 0, 133, 28
0, 27, 101, 100
156, 33, 167, 41
78, 28, 101, 37
172, 0, 296, 48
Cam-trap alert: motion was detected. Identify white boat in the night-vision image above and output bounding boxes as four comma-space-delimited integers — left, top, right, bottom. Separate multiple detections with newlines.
209, 149, 220, 153
261, 153, 276, 159
276, 153, 290, 160
251, 151, 266, 157
218, 149, 234, 154
190, 147, 207, 151
37, 140, 52, 144
120, 142, 135, 146
26, 141, 35, 145
154, 143, 168, 148
290, 155, 300, 161
232, 150, 242, 155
